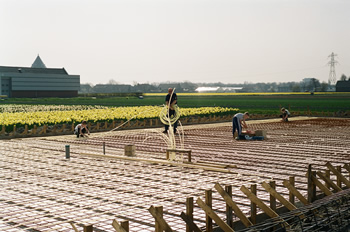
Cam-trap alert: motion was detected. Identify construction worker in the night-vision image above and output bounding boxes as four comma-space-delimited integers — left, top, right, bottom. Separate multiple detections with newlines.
232, 112, 249, 138
280, 107, 290, 122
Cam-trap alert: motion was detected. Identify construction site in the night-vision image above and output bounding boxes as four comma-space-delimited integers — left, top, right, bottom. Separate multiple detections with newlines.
1, 116, 350, 232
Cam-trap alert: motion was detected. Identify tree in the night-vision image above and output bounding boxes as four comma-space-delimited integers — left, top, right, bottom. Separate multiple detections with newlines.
292, 84, 301, 92
340, 74, 347, 81
108, 79, 118, 85
320, 82, 328, 92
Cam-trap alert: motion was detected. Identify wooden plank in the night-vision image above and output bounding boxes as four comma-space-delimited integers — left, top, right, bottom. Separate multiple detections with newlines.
215, 183, 253, 227
282, 180, 309, 205
316, 171, 342, 192
205, 189, 213, 232
289, 176, 295, 205
310, 175, 332, 196
186, 197, 194, 232
261, 182, 297, 211
196, 197, 235, 232
148, 206, 174, 232
81, 152, 231, 173
326, 162, 350, 188
240, 185, 279, 218
180, 212, 203, 232
250, 184, 257, 224
112, 219, 128, 232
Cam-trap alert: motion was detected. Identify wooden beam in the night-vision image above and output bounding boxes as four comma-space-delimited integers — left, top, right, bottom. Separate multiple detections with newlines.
214, 183, 253, 228
81, 152, 231, 173
112, 219, 128, 232
196, 197, 235, 232
326, 162, 350, 188
316, 171, 342, 192
261, 182, 297, 211
282, 180, 309, 205
180, 212, 203, 232
148, 206, 174, 232
240, 185, 279, 218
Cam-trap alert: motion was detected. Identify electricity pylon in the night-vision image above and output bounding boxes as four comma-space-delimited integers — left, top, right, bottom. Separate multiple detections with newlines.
328, 52, 338, 86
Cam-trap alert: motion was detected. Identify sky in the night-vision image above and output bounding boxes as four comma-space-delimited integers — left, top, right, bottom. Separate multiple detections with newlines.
1, 0, 349, 85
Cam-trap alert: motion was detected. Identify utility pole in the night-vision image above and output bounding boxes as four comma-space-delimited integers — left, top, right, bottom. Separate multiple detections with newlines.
328, 52, 338, 86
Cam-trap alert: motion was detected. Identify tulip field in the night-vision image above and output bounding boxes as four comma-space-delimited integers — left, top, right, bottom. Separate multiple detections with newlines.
0, 104, 238, 129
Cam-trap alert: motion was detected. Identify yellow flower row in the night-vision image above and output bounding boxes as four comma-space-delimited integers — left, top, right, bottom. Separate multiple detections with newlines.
0, 106, 239, 126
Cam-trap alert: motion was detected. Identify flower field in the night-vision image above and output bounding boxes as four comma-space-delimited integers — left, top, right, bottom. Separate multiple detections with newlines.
0, 105, 239, 128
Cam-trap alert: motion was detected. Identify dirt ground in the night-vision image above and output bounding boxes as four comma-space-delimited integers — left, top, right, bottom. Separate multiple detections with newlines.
0, 117, 349, 231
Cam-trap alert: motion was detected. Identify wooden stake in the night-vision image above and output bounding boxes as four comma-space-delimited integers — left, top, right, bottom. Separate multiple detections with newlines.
186, 197, 194, 232
205, 189, 213, 232
310, 175, 332, 196
83, 225, 93, 232
269, 181, 276, 211
289, 176, 295, 205
225, 185, 233, 228
325, 169, 331, 189
148, 206, 173, 232
155, 206, 163, 232
307, 165, 316, 202
215, 183, 252, 227
282, 179, 309, 205
196, 197, 234, 232
250, 184, 257, 224
343, 164, 350, 180
337, 166, 342, 188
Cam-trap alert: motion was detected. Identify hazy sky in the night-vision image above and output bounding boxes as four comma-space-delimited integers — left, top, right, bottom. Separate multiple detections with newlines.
1, 0, 349, 85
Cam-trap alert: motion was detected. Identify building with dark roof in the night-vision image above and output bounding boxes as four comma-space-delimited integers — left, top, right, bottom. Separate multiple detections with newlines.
336, 81, 350, 92
0, 55, 80, 98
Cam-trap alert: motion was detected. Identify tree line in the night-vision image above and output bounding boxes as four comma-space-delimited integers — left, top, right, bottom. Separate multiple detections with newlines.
80, 75, 349, 94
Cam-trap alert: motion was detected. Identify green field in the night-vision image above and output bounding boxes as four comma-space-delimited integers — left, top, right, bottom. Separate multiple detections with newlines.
2, 93, 350, 116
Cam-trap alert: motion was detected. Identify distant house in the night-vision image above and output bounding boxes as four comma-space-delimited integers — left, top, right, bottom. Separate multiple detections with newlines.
0, 55, 80, 98
336, 81, 350, 92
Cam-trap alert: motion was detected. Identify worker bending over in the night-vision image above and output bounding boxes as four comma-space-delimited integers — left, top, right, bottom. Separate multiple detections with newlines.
232, 112, 249, 138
